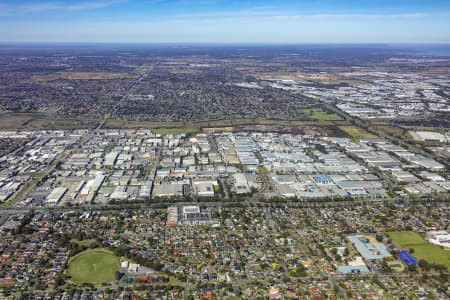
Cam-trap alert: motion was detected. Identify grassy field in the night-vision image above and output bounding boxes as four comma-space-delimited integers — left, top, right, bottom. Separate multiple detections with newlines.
154, 127, 198, 135
371, 124, 406, 138
294, 108, 342, 121
105, 119, 187, 129
388, 231, 450, 269
168, 276, 185, 286
0, 112, 98, 130
70, 239, 97, 246
338, 125, 377, 139
401, 125, 447, 132
0, 112, 350, 132
67, 249, 119, 284
105, 117, 341, 131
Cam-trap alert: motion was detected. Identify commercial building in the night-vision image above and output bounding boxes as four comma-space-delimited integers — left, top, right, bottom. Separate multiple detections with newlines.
46, 187, 68, 205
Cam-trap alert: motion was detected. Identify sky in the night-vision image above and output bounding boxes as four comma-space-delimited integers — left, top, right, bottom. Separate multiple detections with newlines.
0, 0, 450, 43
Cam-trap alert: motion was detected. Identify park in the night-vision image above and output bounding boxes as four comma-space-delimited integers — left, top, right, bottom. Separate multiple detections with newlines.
388, 231, 450, 270
67, 249, 119, 284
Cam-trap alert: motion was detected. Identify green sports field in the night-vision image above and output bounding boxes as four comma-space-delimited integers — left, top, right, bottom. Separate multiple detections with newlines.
67, 249, 119, 284
388, 231, 450, 269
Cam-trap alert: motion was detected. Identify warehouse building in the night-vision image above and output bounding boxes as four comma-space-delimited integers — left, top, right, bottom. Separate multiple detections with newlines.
46, 187, 68, 205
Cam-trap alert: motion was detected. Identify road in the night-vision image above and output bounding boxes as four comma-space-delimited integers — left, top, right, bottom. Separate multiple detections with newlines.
1, 197, 447, 217
96, 71, 148, 130
1, 71, 148, 210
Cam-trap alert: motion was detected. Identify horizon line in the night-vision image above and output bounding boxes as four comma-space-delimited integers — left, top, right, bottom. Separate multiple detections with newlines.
1, 41, 450, 46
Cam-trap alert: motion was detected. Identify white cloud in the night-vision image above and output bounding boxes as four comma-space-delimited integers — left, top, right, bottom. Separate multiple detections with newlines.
169, 9, 450, 23
66, 0, 126, 11
0, 0, 125, 14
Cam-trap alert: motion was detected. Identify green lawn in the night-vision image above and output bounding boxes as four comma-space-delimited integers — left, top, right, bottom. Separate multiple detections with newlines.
294, 108, 342, 121
168, 276, 185, 286
67, 249, 119, 284
388, 231, 450, 269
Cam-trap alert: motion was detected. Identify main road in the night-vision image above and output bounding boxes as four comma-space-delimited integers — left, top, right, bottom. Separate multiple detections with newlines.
1, 197, 447, 217
96, 71, 148, 130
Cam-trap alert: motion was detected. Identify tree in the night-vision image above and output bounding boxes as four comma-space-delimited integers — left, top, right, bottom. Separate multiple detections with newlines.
343, 247, 349, 256
55, 274, 65, 287
418, 259, 430, 271
371, 275, 385, 289
115, 271, 122, 281
407, 264, 417, 272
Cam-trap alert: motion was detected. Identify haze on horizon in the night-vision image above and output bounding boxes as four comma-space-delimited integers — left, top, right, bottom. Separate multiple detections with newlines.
0, 0, 450, 44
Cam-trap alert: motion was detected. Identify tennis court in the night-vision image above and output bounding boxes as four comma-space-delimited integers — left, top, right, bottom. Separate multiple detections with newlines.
397, 250, 417, 266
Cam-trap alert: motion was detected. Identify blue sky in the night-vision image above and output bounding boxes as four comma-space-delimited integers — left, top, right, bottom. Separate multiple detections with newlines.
0, 0, 449, 43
